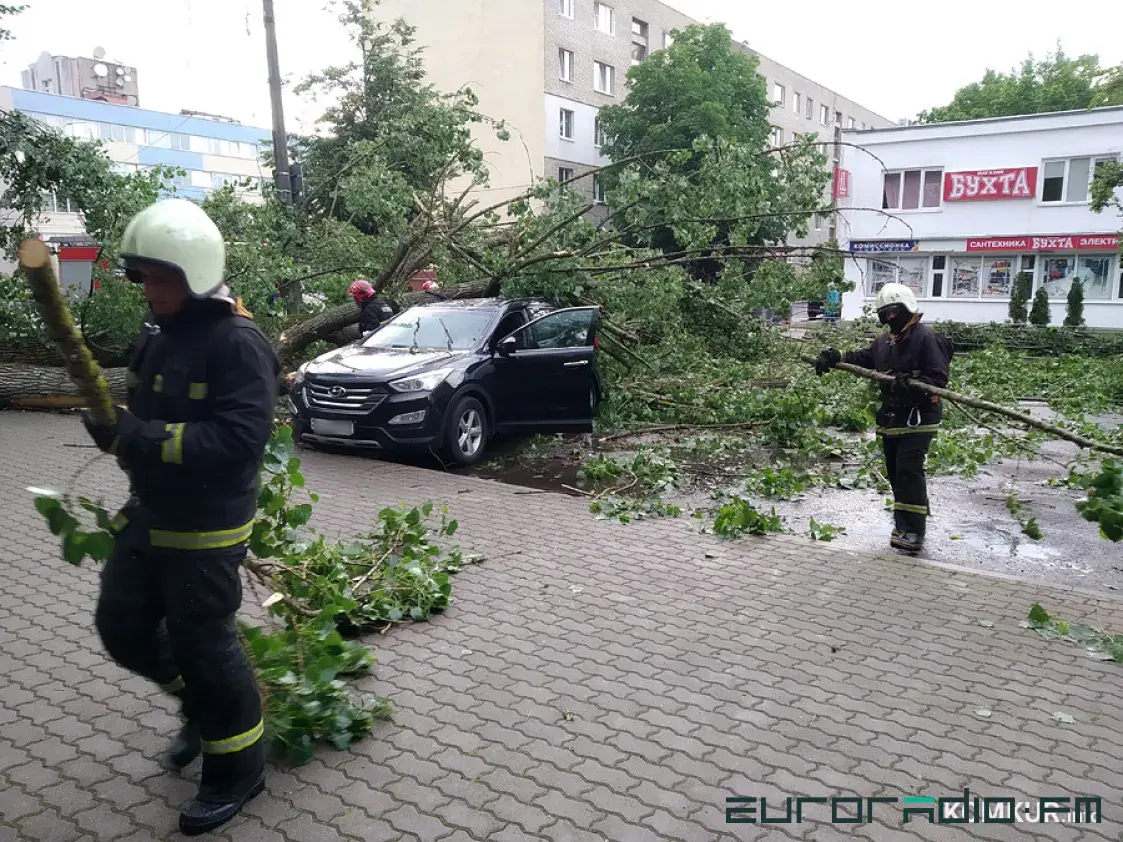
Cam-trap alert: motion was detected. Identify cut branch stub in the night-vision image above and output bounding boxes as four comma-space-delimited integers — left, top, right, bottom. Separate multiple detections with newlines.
19, 239, 116, 427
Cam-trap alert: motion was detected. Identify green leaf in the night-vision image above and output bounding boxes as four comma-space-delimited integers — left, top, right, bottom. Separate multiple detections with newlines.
34, 495, 62, 519
1027, 603, 1050, 625
83, 531, 115, 562
62, 532, 87, 566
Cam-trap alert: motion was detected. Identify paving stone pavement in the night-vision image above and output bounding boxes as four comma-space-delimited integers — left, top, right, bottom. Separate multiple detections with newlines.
2, 411, 1122, 842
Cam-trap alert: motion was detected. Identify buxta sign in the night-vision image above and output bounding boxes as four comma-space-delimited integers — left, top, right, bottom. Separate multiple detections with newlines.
966, 234, 1119, 252
943, 167, 1037, 202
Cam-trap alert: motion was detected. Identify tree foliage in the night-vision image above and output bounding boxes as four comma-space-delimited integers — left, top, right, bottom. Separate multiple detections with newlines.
0, 3, 25, 41
918, 46, 1123, 123
1008, 272, 1031, 324
1064, 277, 1085, 327
1030, 286, 1052, 326
595, 24, 830, 279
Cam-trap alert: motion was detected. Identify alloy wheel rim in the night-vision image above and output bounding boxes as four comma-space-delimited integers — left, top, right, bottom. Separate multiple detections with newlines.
457, 409, 483, 456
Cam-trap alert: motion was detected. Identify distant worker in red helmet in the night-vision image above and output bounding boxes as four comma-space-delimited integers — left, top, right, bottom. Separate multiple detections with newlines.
349, 278, 396, 334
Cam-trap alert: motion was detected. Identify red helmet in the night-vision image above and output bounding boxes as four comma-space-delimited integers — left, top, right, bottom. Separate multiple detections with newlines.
348, 279, 375, 302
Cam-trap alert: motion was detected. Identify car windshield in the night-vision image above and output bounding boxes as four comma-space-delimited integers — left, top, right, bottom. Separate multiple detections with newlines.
361, 308, 495, 351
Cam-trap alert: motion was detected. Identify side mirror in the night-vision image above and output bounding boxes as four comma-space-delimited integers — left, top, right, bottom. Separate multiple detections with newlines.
497, 336, 517, 357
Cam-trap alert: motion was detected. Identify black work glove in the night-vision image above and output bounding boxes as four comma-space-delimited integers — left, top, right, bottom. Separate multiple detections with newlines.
814, 348, 841, 375
80, 407, 150, 454
891, 372, 915, 397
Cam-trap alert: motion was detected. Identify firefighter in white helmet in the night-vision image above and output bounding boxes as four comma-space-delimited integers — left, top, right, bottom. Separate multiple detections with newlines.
813, 282, 953, 553
80, 198, 278, 835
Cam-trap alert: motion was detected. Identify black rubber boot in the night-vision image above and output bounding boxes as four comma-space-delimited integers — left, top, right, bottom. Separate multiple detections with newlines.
168, 722, 201, 769
891, 531, 924, 552
178, 742, 266, 836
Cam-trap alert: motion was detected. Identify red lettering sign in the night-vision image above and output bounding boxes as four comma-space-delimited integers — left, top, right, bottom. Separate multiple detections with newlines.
944, 168, 1037, 202
965, 234, 1119, 252
833, 168, 850, 199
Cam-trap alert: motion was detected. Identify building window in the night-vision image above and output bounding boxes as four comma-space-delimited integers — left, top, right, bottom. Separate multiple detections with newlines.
805, 97, 814, 120
773, 83, 785, 106
558, 167, 574, 185
559, 48, 573, 82
594, 61, 615, 95
813, 212, 826, 231
820, 104, 830, 125
559, 0, 574, 18
981, 256, 1016, 297
949, 257, 979, 297
632, 43, 647, 64
166, 132, 191, 151
663, 30, 674, 48
593, 174, 606, 204
632, 18, 648, 39
792, 92, 801, 114
930, 255, 946, 297
559, 108, 574, 140
40, 191, 77, 213
770, 126, 783, 146
848, 116, 856, 129
98, 122, 137, 143
1041, 255, 1114, 300
594, 2, 615, 35
882, 168, 943, 210
594, 116, 607, 147
834, 110, 843, 125
1041, 156, 1116, 203
868, 257, 926, 296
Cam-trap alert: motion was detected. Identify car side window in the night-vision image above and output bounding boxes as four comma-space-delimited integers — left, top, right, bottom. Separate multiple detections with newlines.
493, 311, 528, 349
517, 309, 596, 350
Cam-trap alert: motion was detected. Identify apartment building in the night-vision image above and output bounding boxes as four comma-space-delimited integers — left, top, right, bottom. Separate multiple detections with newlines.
0, 85, 271, 291
370, 0, 894, 243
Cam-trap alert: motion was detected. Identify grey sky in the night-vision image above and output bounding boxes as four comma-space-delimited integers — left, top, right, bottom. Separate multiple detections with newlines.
1, 0, 1120, 132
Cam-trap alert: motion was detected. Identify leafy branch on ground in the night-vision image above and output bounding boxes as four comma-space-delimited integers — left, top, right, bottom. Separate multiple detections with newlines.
710, 496, 785, 538
808, 518, 846, 542
1023, 603, 1123, 663
29, 425, 480, 764
1071, 459, 1123, 542
576, 449, 682, 523
1004, 490, 1043, 541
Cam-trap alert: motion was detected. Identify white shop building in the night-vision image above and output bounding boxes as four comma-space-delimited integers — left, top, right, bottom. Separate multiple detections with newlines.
835, 106, 1123, 327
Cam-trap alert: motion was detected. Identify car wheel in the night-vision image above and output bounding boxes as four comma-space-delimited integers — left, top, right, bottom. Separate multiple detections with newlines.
444, 396, 488, 466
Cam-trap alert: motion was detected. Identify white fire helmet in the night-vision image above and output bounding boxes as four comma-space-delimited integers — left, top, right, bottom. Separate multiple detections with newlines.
118, 199, 226, 298
874, 282, 918, 315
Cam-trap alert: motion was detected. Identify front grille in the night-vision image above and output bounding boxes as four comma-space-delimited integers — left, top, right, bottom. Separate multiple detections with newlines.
304, 381, 387, 415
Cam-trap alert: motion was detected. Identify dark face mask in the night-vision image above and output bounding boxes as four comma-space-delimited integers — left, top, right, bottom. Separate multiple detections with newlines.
878, 305, 911, 332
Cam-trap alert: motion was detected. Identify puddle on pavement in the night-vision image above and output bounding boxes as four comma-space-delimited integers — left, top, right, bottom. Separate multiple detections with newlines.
461, 426, 1123, 594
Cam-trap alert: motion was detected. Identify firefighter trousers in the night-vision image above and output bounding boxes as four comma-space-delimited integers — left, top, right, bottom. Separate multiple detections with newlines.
882, 431, 934, 537
95, 509, 264, 791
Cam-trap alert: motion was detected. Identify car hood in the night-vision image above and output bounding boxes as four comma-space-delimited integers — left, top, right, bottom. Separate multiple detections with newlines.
304, 346, 467, 380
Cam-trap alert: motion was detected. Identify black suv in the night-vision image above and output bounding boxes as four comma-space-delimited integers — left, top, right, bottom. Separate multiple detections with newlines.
289, 298, 602, 465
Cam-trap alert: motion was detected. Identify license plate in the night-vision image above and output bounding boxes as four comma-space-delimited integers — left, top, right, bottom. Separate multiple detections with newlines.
311, 418, 354, 437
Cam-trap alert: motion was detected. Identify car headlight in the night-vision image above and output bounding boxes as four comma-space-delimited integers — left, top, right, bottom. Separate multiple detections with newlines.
291, 362, 310, 385
389, 367, 452, 393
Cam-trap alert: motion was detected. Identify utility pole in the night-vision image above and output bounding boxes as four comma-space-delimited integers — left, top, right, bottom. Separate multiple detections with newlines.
262, 0, 291, 206
262, 0, 301, 310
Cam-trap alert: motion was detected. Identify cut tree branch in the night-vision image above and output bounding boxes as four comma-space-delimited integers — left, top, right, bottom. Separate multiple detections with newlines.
804, 356, 1123, 458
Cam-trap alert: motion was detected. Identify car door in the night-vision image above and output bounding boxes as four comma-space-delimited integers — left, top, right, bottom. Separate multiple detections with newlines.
494, 306, 599, 431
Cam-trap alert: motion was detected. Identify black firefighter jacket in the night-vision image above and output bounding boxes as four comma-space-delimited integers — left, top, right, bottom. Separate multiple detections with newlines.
112, 298, 280, 549
843, 316, 950, 434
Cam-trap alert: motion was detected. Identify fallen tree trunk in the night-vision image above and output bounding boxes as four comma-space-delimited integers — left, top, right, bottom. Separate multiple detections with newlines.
0, 364, 128, 404
804, 355, 1123, 458
274, 279, 499, 369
